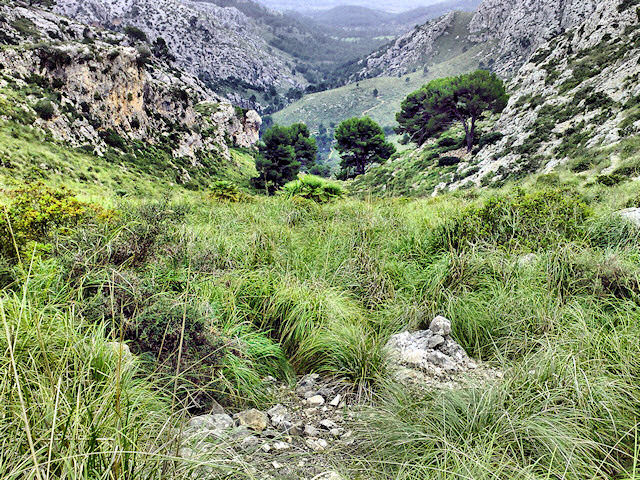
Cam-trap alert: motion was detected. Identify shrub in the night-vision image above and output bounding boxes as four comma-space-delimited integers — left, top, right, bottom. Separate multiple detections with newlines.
438, 156, 461, 167
429, 188, 592, 251
33, 99, 55, 120
280, 174, 346, 203
208, 180, 250, 202
100, 128, 127, 150
0, 183, 99, 260
596, 174, 625, 186
124, 25, 148, 42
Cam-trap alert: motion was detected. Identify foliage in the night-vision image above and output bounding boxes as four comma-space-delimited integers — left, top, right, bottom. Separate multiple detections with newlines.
396, 70, 508, 151
124, 25, 148, 43
252, 123, 321, 194
280, 174, 346, 203
0, 183, 99, 260
208, 180, 251, 202
429, 188, 592, 252
252, 125, 300, 194
33, 99, 55, 120
334, 117, 396, 178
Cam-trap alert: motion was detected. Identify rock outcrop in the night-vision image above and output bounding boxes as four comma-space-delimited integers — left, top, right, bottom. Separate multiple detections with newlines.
451, 0, 640, 189
52, 0, 302, 97
0, 3, 260, 181
468, 0, 599, 76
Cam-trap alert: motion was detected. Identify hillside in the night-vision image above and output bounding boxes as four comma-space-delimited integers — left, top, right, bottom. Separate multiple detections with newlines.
0, 2, 260, 191
5, 0, 640, 479
52, 0, 305, 110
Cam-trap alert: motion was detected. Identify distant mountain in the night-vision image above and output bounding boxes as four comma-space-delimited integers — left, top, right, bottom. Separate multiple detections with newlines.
306, 1, 481, 31
260, 0, 444, 14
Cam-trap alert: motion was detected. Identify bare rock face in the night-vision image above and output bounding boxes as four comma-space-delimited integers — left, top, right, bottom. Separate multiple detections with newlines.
356, 12, 458, 78
0, 4, 261, 176
468, 0, 599, 76
449, 0, 640, 191
53, 0, 301, 96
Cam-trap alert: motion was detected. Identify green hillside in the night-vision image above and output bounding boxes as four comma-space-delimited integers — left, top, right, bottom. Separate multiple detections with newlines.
273, 42, 495, 135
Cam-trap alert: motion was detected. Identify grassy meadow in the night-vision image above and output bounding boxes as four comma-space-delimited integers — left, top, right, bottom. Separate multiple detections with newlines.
2, 168, 640, 478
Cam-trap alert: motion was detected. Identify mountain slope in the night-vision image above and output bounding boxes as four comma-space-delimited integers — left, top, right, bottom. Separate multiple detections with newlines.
52, 0, 304, 108
0, 2, 260, 190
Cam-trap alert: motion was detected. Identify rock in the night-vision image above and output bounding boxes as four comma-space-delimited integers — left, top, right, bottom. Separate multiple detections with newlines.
272, 441, 290, 450
208, 399, 226, 416
305, 437, 329, 451
267, 404, 290, 427
187, 413, 234, 431
329, 394, 342, 407
618, 208, 640, 227
426, 351, 457, 371
279, 421, 303, 436
329, 428, 344, 437
315, 473, 343, 480
307, 395, 325, 406
429, 316, 452, 336
229, 426, 253, 442
240, 435, 260, 450
427, 334, 445, 349
297, 373, 320, 395
237, 409, 268, 432
319, 419, 337, 430
261, 443, 271, 453
304, 425, 320, 437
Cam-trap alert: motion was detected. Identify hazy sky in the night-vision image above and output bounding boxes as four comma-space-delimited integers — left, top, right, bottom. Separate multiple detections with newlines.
259, 0, 444, 13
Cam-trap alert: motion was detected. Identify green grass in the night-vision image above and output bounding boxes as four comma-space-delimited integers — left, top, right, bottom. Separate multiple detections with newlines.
3, 162, 640, 478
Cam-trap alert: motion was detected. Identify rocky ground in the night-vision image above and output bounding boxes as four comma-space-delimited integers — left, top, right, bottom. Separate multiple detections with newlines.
179, 316, 500, 480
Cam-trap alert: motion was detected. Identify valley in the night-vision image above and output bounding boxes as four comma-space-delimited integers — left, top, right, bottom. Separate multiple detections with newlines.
3, 0, 640, 479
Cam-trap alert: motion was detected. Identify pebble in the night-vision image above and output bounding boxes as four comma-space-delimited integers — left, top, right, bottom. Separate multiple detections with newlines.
329, 394, 342, 407
273, 441, 290, 450
237, 409, 268, 432
305, 437, 329, 451
307, 395, 325, 406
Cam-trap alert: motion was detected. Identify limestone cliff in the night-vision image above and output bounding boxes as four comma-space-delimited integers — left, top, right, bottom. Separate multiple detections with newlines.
52, 0, 303, 100
0, 3, 261, 183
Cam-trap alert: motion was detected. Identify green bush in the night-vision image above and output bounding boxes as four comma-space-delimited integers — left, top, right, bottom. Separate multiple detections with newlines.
33, 99, 55, 120
438, 156, 461, 167
280, 174, 346, 203
429, 188, 592, 251
208, 180, 250, 202
0, 183, 100, 260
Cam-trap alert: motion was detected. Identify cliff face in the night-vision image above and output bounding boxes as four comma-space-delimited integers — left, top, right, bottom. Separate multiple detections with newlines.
53, 0, 303, 97
356, 12, 459, 78
450, 0, 640, 190
352, 0, 604, 81
0, 3, 260, 182
468, 0, 599, 76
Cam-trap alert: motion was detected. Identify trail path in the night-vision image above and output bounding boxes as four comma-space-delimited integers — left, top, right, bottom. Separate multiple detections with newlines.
362, 98, 385, 116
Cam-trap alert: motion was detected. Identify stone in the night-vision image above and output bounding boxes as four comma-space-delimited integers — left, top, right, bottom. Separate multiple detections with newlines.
267, 404, 290, 427
427, 334, 445, 349
319, 419, 337, 430
307, 395, 325, 406
261, 443, 271, 453
240, 435, 260, 450
187, 413, 234, 431
237, 409, 268, 432
426, 351, 457, 371
272, 441, 290, 450
330, 428, 344, 437
279, 421, 303, 436
329, 394, 342, 407
305, 437, 329, 451
429, 316, 452, 336
304, 425, 320, 437
618, 208, 640, 227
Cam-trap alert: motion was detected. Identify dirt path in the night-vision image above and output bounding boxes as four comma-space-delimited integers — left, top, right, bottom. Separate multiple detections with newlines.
362, 98, 385, 117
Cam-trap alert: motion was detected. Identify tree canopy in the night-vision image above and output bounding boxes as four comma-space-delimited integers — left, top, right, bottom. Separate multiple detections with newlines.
335, 117, 396, 179
396, 70, 508, 151
252, 123, 319, 194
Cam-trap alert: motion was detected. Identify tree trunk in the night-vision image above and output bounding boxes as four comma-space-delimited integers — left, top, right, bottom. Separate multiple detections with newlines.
466, 117, 477, 152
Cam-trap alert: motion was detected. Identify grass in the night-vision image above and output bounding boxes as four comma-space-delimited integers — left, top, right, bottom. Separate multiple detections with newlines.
3, 171, 640, 478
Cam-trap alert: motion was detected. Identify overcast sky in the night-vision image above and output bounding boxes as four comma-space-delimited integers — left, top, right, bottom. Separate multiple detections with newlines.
259, 0, 444, 13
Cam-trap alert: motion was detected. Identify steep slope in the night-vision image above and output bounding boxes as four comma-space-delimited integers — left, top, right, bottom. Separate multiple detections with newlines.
348, 0, 600, 82
350, 0, 640, 197
52, 0, 304, 108
457, 0, 640, 189
0, 2, 260, 189
468, 0, 599, 76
